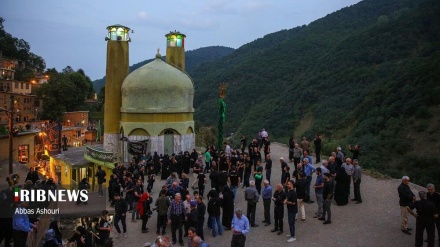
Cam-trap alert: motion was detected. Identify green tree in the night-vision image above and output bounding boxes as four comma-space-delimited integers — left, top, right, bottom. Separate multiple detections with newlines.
0, 17, 46, 80
36, 67, 94, 120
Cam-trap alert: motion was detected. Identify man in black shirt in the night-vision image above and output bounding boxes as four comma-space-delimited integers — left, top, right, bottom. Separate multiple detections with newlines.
314, 134, 322, 163
288, 137, 295, 162
427, 184, 440, 244
285, 180, 298, 242
243, 156, 252, 188
240, 136, 247, 154
319, 173, 334, 224
98, 210, 111, 245
95, 166, 106, 197
228, 166, 240, 200
398, 176, 416, 234
132, 179, 143, 222
217, 171, 228, 193
271, 183, 286, 235
280, 158, 288, 184
295, 171, 306, 222
283, 166, 291, 189
348, 144, 360, 160
407, 191, 438, 247
197, 172, 207, 199
263, 138, 270, 162
265, 154, 272, 184
195, 195, 206, 240
114, 193, 128, 238
125, 177, 134, 211
209, 163, 219, 191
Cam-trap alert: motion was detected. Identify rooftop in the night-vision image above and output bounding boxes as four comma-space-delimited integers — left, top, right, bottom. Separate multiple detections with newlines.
51, 146, 92, 167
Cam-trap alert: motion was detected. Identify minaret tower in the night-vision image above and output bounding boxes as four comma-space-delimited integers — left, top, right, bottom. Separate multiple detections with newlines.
165, 31, 186, 70
103, 24, 130, 153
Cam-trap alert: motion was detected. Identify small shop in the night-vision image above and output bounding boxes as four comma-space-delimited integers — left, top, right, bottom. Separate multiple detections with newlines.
50, 147, 94, 190
50, 145, 114, 191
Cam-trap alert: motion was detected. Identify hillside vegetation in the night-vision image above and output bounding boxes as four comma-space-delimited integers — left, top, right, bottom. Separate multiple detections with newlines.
191, 0, 440, 186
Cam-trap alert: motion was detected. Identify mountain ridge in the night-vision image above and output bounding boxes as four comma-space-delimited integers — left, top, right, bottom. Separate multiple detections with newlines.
191, 0, 440, 186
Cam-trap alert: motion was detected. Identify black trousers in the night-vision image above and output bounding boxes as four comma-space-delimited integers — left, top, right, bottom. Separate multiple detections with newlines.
231, 234, 246, 247
171, 215, 184, 243
266, 169, 271, 184
197, 216, 205, 240
12, 230, 27, 247
246, 201, 256, 225
263, 199, 271, 223
435, 218, 440, 243
274, 206, 284, 231
141, 215, 149, 231
0, 218, 13, 247
323, 200, 331, 221
244, 173, 250, 187
315, 148, 321, 162
415, 219, 435, 247
293, 158, 300, 171
114, 214, 127, 233
199, 184, 205, 198
353, 178, 362, 202
255, 179, 262, 194
157, 215, 167, 233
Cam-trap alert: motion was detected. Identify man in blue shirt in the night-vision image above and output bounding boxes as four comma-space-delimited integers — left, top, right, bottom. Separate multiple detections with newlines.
303, 158, 316, 203
301, 150, 313, 165
231, 208, 250, 247
313, 168, 325, 218
12, 202, 35, 247
262, 180, 273, 226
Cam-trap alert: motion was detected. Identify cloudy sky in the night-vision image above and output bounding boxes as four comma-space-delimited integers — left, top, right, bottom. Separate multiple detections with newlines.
1, 0, 361, 80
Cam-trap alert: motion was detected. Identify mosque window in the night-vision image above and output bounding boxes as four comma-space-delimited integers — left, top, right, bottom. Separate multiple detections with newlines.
167, 34, 184, 48
106, 25, 130, 41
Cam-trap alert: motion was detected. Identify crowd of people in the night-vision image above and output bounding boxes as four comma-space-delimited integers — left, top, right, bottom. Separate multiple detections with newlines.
1, 128, 439, 247
398, 177, 440, 247
86, 130, 372, 247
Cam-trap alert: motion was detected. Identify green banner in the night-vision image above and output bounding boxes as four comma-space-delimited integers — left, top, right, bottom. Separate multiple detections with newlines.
85, 146, 114, 162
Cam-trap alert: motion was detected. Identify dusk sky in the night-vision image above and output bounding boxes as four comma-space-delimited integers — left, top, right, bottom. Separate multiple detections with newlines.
1, 0, 361, 80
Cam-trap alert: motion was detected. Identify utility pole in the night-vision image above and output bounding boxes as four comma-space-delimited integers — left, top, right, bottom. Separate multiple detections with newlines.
57, 119, 62, 154
8, 94, 14, 174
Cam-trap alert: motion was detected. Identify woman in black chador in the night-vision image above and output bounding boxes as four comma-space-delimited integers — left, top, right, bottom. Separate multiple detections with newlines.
334, 167, 351, 206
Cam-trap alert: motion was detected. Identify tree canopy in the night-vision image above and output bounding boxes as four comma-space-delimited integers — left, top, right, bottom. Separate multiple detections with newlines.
36, 67, 94, 120
0, 17, 46, 80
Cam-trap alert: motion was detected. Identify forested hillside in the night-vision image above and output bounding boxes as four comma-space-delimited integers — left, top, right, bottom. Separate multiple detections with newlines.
192, 0, 440, 185
92, 46, 234, 92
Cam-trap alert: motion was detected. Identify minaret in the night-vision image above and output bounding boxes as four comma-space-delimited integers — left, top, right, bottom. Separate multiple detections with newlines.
165, 31, 186, 71
103, 24, 130, 153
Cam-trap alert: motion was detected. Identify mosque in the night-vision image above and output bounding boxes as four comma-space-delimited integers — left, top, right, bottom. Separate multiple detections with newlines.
48, 25, 195, 190
102, 24, 195, 162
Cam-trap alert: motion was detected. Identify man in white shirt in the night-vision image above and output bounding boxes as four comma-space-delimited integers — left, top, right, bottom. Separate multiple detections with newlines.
261, 129, 268, 138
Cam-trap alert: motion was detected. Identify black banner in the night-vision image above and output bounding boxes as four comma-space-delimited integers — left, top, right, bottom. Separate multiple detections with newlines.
120, 137, 148, 155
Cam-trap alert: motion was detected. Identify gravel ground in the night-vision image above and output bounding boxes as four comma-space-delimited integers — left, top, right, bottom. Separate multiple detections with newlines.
107, 143, 425, 247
